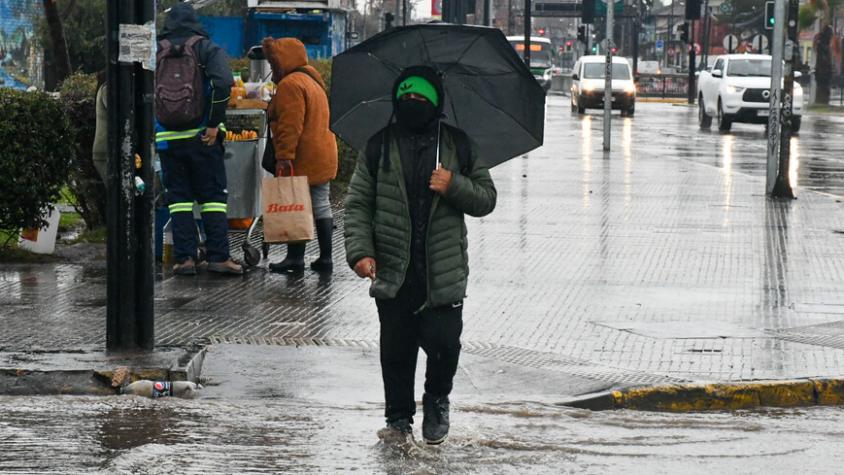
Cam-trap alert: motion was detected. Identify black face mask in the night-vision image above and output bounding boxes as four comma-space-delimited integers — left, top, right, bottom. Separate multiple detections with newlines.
395, 98, 438, 132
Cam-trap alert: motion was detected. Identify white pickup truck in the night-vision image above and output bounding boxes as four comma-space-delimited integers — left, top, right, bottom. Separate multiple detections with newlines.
697, 54, 803, 133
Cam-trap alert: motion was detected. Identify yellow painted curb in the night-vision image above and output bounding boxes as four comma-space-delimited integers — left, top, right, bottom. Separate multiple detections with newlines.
601, 378, 844, 412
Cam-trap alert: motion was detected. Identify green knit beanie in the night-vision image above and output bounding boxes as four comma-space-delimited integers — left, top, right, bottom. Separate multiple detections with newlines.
395, 76, 440, 107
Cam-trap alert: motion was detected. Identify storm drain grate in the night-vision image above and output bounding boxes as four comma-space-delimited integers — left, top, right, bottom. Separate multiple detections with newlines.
207, 336, 685, 386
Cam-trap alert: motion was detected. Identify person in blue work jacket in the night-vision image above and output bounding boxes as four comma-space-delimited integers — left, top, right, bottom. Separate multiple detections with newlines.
155, 3, 242, 275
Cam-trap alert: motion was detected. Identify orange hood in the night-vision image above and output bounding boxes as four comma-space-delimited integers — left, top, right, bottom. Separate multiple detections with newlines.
262, 37, 324, 84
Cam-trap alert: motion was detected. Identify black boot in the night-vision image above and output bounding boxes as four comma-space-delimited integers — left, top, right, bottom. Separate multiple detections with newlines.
422, 394, 450, 445
310, 218, 334, 273
377, 418, 414, 444
269, 242, 306, 274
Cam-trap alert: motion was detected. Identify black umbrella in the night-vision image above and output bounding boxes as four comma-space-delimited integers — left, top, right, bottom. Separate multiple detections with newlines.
330, 23, 546, 168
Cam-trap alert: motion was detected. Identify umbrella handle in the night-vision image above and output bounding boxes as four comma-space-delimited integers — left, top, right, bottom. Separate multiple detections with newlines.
435, 120, 441, 170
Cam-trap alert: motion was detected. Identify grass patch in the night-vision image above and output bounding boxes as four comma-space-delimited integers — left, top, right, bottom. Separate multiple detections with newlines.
58, 185, 76, 205
72, 225, 107, 244
59, 211, 82, 232
0, 229, 18, 248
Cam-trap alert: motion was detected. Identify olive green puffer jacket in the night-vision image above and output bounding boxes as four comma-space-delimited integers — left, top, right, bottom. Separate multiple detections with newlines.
344, 126, 497, 309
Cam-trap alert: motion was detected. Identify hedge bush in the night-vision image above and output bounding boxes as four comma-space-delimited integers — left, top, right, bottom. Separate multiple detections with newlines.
59, 73, 106, 229
0, 88, 74, 242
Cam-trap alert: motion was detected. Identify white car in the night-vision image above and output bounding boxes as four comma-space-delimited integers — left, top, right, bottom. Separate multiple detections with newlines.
570, 55, 637, 116
697, 54, 803, 132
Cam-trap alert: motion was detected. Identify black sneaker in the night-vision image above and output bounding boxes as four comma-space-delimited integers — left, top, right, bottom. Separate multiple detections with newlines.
422, 394, 450, 445
377, 418, 413, 445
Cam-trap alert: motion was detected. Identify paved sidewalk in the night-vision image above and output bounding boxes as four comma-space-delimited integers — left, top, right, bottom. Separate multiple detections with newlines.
4, 98, 844, 391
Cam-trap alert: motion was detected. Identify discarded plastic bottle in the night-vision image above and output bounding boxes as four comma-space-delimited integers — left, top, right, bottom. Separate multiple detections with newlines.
120, 380, 202, 399
134, 176, 146, 196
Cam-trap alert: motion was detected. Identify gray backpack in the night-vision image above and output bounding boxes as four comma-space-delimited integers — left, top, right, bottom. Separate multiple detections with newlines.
155, 36, 206, 130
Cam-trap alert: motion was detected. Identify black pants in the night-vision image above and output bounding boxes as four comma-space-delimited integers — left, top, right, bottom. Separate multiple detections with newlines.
376, 276, 463, 424
159, 136, 230, 263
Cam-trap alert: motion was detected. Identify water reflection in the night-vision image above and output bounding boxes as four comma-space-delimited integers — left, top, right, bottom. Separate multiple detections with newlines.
622, 118, 633, 206
720, 134, 735, 224
789, 137, 800, 193
582, 115, 592, 208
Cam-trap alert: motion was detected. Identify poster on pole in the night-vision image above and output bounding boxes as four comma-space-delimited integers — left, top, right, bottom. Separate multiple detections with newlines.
432, 0, 442, 19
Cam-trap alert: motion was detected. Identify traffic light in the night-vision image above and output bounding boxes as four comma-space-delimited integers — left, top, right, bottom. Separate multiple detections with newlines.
577, 25, 586, 44
678, 22, 689, 43
566, 40, 573, 50
385, 12, 394, 29
764, 1, 775, 30
582, 0, 595, 24
538, 27, 546, 36
685, 0, 701, 20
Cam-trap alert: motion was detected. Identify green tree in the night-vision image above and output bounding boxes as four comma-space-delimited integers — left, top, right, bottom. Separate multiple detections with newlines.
37, 0, 106, 89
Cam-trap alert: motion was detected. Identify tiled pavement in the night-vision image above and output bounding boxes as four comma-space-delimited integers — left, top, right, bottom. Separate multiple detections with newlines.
4, 98, 844, 387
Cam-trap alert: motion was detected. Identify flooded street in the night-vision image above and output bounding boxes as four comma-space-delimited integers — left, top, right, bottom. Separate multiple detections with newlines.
2, 394, 844, 474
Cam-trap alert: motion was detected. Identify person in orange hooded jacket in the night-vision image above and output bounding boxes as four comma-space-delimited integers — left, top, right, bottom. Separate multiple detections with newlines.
262, 37, 339, 273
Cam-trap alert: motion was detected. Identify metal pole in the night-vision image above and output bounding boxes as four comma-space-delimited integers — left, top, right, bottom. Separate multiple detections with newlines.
688, 20, 696, 104
603, 0, 613, 151
484, 0, 492, 26
632, 19, 639, 76
587, 24, 592, 53
667, 0, 674, 68
523, 0, 531, 65
771, 0, 798, 198
701, 0, 710, 68
766, 0, 786, 195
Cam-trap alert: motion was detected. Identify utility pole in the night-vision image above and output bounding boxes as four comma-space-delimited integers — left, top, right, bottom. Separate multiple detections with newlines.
766, 0, 789, 197
106, 0, 156, 351
523, 0, 532, 64
603, 0, 614, 151
686, 0, 700, 104
484, 0, 492, 25
770, 0, 798, 198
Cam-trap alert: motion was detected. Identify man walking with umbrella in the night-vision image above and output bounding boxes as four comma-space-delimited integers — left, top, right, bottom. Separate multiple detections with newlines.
333, 23, 545, 445
344, 66, 497, 444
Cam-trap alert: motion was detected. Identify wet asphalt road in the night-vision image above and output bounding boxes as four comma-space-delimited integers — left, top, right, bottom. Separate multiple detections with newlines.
623, 100, 844, 197
3, 343, 844, 474
5, 99, 844, 473
3, 394, 844, 474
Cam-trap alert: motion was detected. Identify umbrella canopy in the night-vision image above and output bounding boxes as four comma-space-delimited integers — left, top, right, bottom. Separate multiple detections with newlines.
330, 24, 546, 168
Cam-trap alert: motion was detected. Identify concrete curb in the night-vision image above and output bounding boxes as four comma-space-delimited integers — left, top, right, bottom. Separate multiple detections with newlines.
0, 347, 207, 396
561, 378, 844, 412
